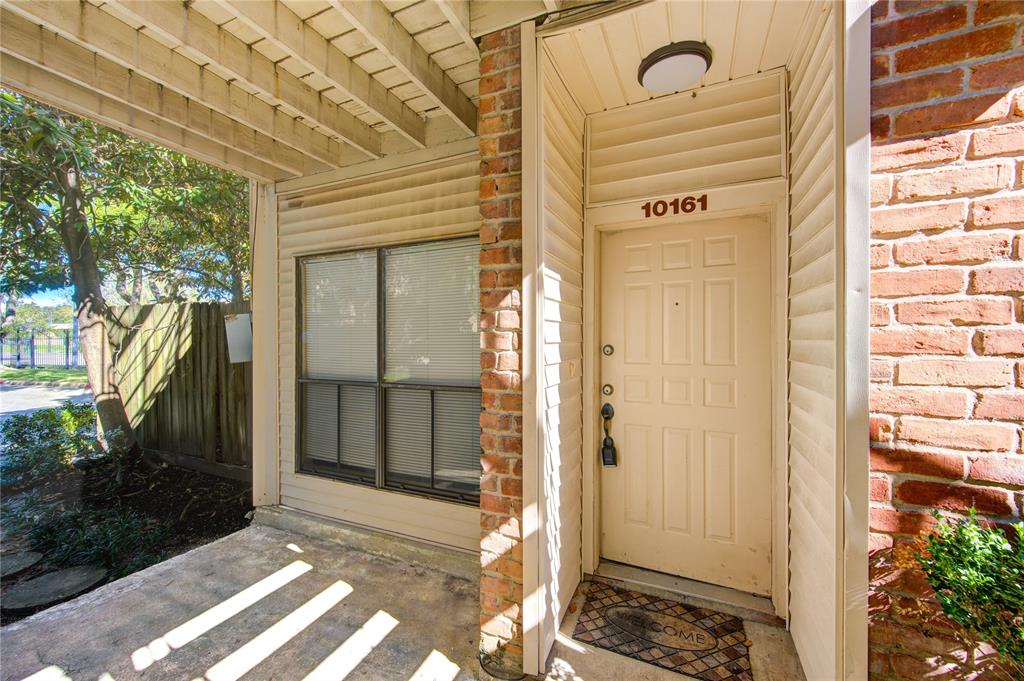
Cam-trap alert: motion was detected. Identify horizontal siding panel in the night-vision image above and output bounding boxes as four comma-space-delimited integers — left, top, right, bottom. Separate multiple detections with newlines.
789, 282, 836, 320
280, 161, 477, 214
589, 74, 780, 138
279, 189, 479, 236
280, 207, 480, 252
789, 254, 837, 298
276, 151, 479, 549
279, 174, 477, 225
789, 339, 837, 369
591, 156, 782, 205
540, 59, 585, 656
790, 385, 837, 426
592, 135, 781, 187
787, 5, 838, 678
543, 262, 585, 292
543, 342, 582, 366
587, 73, 784, 205
591, 113, 781, 168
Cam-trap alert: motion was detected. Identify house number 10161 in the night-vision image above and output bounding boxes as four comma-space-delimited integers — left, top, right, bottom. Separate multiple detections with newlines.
641, 194, 708, 218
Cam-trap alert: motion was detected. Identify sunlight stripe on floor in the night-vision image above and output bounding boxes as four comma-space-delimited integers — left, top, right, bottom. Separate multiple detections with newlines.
203, 580, 353, 681
300, 610, 399, 681
131, 560, 313, 671
408, 650, 460, 681
20, 666, 71, 681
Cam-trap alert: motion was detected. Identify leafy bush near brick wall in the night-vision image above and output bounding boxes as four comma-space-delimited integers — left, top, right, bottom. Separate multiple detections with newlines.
917, 512, 1024, 676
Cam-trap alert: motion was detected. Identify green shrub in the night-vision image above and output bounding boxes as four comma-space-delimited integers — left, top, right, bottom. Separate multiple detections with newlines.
0, 401, 97, 484
917, 511, 1024, 674
21, 504, 166, 578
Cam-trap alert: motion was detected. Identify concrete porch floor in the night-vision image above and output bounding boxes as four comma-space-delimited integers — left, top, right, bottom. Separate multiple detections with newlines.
1, 514, 479, 681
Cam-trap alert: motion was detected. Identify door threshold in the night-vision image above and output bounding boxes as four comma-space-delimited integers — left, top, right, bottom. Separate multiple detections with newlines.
594, 560, 784, 627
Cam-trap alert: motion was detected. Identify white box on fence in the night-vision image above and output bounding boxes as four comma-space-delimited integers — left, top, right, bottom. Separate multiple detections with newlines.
224, 313, 252, 363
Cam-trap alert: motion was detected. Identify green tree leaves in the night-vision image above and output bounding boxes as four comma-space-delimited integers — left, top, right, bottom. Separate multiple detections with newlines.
0, 90, 249, 303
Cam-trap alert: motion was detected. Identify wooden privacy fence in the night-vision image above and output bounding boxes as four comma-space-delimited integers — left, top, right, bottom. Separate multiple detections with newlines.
108, 302, 252, 478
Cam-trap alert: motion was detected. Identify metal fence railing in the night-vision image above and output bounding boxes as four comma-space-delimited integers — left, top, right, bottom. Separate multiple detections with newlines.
0, 331, 85, 369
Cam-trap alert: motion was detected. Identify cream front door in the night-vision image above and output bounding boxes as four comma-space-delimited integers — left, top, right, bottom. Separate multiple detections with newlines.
599, 214, 772, 595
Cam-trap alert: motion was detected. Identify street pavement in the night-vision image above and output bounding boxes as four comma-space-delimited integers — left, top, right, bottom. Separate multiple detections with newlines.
0, 383, 93, 424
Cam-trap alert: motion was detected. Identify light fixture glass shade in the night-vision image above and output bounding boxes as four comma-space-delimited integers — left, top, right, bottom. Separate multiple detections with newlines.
638, 41, 713, 94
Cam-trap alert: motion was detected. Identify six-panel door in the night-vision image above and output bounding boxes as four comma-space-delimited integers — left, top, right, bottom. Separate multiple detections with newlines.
599, 214, 773, 595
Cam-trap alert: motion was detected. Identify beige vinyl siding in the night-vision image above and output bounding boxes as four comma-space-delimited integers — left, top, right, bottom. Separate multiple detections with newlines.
586, 72, 785, 206
539, 55, 586, 655
277, 152, 480, 551
786, 4, 838, 680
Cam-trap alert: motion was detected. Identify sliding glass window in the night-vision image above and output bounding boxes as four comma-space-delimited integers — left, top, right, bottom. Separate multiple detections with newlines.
298, 238, 481, 503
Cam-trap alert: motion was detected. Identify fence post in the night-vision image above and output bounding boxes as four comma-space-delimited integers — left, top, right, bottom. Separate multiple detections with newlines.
29, 331, 35, 368
64, 330, 71, 369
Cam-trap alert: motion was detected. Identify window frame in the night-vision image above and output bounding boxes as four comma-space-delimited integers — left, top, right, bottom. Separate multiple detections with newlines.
294, 235, 481, 506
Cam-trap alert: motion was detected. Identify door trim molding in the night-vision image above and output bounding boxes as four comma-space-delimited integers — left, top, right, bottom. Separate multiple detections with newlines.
582, 177, 790, 620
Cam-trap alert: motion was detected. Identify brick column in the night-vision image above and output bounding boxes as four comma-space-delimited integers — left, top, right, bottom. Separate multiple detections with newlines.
868, 2, 1024, 679
478, 24, 525, 678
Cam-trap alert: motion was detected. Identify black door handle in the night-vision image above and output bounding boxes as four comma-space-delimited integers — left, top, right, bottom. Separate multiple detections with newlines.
601, 403, 617, 467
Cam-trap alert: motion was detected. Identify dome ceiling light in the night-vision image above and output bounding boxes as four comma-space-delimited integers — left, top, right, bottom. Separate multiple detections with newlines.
637, 41, 713, 94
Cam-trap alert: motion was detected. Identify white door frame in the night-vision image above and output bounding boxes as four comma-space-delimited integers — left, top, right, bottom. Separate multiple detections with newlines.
582, 178, 790, 619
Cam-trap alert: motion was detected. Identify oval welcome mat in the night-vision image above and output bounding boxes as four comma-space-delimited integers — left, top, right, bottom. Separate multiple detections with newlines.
572, 580, 753, 680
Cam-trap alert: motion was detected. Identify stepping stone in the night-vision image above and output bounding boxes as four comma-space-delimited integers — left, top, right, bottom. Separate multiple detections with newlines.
1, 566, 107, 612
0, 551, 42, 578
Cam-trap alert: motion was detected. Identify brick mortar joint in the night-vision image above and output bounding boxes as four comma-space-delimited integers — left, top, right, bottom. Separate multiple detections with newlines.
871, 17, 1022, 57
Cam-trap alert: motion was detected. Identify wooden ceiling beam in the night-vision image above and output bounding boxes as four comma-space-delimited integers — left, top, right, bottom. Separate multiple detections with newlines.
327, 0, 478, 135
0, 10, 327, 178
2, 0, 379, 162
163, 0, 428, 149
106, 0, 393, 154
434, 1, 479, 58
1, 54, 288, 182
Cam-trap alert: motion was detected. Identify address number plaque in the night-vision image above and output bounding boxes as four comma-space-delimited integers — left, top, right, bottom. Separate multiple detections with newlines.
640, 194, 708, 218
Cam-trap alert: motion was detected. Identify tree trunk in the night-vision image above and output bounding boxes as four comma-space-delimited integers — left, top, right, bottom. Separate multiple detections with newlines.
131, 265, 143, 304
56, 163, 137, 451
229, 268, 245, 302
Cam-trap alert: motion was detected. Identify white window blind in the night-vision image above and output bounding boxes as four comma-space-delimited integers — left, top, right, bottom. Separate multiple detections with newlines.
299, 238, 480, 501
386, 389, 431, 483
432, 391, 480, 494
384, 239, 480, 385
302, 251, 377, 381
339, 385, 376, 471
302, 383, 338, 465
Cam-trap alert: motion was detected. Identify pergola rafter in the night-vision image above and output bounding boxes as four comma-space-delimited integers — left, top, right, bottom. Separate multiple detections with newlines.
216, 0, 428, 149
0, 9, 325, 179
1, 54, 285, 182
2, 0, 378, 164
328, 0, 478, 135
434, 1, 479, 59
103, 0, 395, 155
0, 0, 521, 181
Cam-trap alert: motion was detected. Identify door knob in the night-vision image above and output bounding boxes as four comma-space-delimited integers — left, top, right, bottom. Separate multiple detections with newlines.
600, 403, 617, 467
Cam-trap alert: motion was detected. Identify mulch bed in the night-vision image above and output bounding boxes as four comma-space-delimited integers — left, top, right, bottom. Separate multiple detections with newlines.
1, 452, 251, 625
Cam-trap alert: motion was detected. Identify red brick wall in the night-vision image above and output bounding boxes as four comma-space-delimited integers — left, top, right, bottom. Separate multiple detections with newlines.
478, 24, 525, 678
869, 1, 1024, 678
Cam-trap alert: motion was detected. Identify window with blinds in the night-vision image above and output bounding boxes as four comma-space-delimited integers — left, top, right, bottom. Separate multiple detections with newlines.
297, 237, 481, 503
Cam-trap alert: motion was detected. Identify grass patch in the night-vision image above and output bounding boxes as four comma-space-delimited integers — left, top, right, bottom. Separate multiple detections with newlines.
0, 367, 88, 384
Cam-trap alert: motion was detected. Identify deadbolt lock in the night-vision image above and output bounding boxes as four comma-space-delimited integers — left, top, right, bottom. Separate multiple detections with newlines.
602, 344, 614, 356
602, 384, 614, 396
